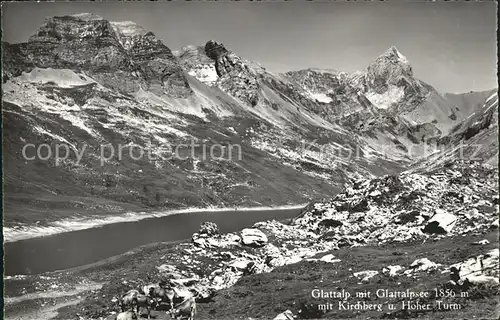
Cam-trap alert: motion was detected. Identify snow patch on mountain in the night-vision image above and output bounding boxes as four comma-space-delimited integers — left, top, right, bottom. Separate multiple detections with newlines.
381, 46, 410, 65
110, 21, 147, 50
187, 65, 218, 86
60, 112, 100, 138
392, 47, 409, 63
111, 21, 146, 37
365, 85, 405, 109
3, 80, 100, 138
309, 92, 333, 103
33, 126, 77, 149
18, 68, 95, 88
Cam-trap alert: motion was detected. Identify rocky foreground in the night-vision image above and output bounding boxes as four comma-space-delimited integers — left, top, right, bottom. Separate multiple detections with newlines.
5, 160, 494, 320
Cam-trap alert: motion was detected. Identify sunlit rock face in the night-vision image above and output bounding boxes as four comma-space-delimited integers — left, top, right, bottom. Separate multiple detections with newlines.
3, 14, 192, 98
176, 45, 219, 86
204, 40, 261, 106
366, 47, 416, 94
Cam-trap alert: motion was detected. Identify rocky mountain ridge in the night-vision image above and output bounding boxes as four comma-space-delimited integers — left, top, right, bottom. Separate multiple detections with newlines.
2, 12, 497, 236
4, 14, 192, 98
2, 12, 498, 320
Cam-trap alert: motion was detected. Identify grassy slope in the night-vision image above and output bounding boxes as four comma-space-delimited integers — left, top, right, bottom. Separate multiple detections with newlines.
3, 100, 341, 226
197, 231, 499, 319
36, 230, 499, 320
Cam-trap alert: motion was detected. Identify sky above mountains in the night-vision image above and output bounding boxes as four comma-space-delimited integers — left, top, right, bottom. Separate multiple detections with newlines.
2, 1, 497, 94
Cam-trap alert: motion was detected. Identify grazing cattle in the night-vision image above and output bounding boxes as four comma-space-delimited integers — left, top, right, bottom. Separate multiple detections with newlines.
450, 266, 461, 283
134, 293, 156, 319
146, 286, 169, 309
161, 283, 197, 320
164, 286, 176, 310
169, 295, 197, 320
120, 290, 140, 312
162, 285, 192, 310
142, 284, 161, 296
119, 290, 155, 318
116, 310, 137, 320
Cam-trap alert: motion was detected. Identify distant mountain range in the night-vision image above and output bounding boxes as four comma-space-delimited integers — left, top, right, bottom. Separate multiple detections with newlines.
2, 13, 497, 230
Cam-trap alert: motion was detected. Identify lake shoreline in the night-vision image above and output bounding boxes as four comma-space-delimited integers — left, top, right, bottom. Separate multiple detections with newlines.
4, 204, 307, 275
3, 203, 307, 244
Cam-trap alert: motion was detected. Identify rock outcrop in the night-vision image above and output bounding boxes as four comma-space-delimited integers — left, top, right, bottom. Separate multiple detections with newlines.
450, 248, 499, 285
3, 14, 191, 97
423, 209, 458, 234
240, 228, 268, 247
291, 160, 498, 245
365, 46, 423, 97
204, 40, 260, 106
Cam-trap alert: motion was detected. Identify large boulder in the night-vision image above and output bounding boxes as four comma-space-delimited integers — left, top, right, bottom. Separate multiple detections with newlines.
353, 270, 379, 283
274, 310, 295, 320
450, 248, 499, 286
192, 222, 222, 248
408, 258, 441, 273
491, 219, 499, 229
423, 209, 457, 234
228, 258, 254, 272
382, 265, 404, 277
240, 228, 268, 247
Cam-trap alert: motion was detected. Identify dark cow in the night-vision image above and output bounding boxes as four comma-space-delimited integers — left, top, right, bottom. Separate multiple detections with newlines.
120, 290, 140, 312
168, 295, 196, 320
120, 290, 156, 319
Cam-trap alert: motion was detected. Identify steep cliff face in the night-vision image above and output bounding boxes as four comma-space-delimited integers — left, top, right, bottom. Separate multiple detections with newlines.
365, 47, 424, 96
110, 20, 147, 50
176, 45, 218, 86
284, 47, 496, 145
2, 42, 34, 81
178, 40, 336, 128
414, 91, 499, 170
285, 68, 375, 121
203, 40, 261, 106
3, 14, 192, 97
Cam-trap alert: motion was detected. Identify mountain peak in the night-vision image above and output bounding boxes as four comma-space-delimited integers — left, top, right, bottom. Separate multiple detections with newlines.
367, 45, 413, 81
363, 45, 424, 105
205, 40, 229, 60
380, 46, 409, 64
